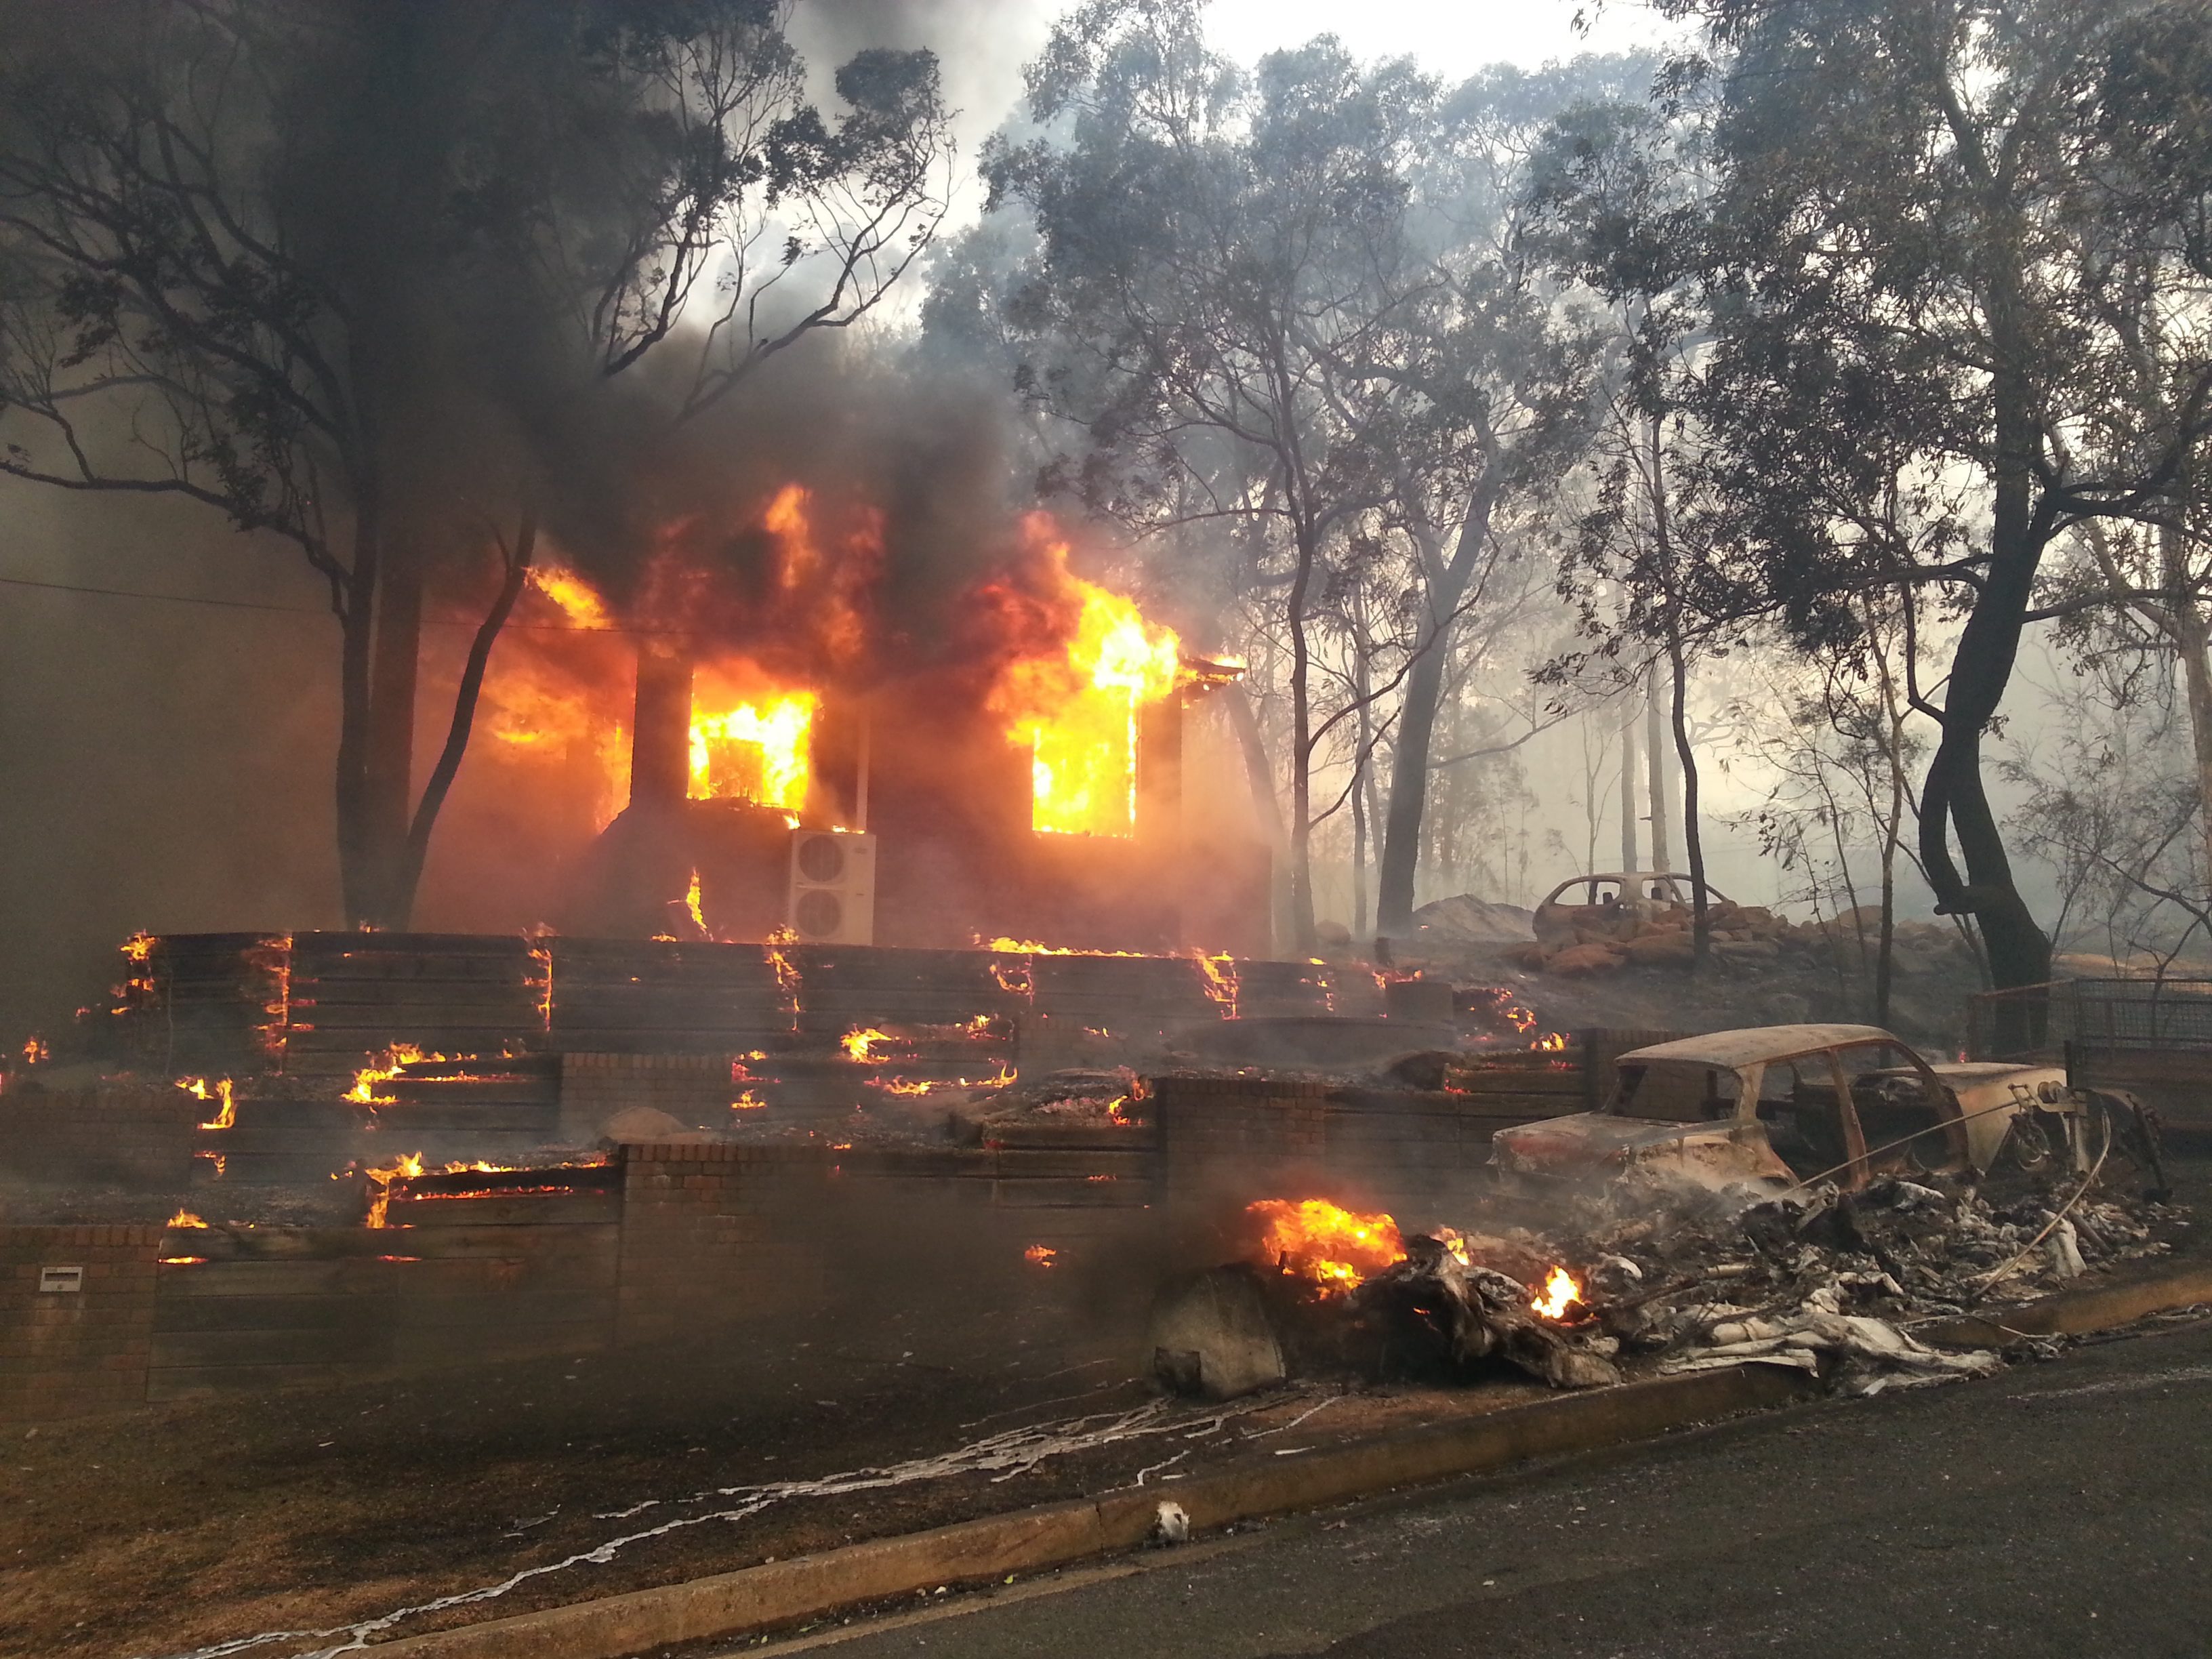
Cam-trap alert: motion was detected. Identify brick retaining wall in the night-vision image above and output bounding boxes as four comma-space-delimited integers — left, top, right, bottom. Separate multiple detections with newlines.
1, 1082, 199, 1189
0, 1226, 160, 1420
614, 1143, 834, 1345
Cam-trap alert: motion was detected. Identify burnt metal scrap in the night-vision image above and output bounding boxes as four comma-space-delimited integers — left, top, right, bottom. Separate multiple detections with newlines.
1153, 1166, 2182, 1404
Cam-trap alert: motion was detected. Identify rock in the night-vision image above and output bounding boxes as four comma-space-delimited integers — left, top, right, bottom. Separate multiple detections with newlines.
1412, 894, 1536, 944
1763, 992, 1811, 1025
1622, 931, 1696, 966
599, 1105, 707, 1143
1315, 920, 1353, 947
1713, 937, 1781, 963
1547, 942, 1626, 975
1148, 1265, 1286, 1400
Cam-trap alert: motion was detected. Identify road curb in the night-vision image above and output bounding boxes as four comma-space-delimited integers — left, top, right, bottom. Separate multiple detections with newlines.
369, 1259, 2212, 1659
372, 1366, 1813, 1659
1916, 1258, 2212, 1348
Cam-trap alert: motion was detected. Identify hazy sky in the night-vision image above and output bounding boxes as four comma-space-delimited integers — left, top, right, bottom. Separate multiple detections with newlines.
793, 0, 1686, 222
1206, 0, 1683, 79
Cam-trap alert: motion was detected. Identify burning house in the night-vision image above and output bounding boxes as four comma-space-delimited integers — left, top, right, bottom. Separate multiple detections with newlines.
464, 487, 1260, 956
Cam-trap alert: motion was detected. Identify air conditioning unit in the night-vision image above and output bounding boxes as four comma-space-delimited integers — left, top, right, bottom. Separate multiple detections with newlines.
787, 828, 876, 944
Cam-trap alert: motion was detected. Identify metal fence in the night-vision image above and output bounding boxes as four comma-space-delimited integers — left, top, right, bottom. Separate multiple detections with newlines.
1966, 978, 2212, 1062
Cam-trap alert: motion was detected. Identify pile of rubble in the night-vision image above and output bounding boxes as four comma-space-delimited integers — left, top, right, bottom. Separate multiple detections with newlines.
1152, 1171, 2184, 1401
1512, 901, 1978, 979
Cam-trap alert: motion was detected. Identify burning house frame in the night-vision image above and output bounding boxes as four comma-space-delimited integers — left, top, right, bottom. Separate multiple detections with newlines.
468, 487, 1259, 956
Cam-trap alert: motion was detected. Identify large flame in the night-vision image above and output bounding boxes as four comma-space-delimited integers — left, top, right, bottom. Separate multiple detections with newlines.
480, 569, 632, 831
1248, 1197, 1405, 1294
689, 682, 815, 811
987, 531, 1182, 839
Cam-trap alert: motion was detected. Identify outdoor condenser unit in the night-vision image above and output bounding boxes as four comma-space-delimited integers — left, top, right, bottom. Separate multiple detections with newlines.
787, 827, 876, 945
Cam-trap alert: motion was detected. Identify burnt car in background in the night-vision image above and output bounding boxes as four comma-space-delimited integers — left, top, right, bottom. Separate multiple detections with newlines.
1532, 872, 1729, 944
1492, 1023, 2164, 1192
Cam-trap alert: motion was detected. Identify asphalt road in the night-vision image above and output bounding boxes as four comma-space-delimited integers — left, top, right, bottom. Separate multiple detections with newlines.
749, 1315, 2212, 1658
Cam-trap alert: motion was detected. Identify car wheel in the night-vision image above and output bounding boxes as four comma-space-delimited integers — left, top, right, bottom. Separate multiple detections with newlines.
1999, 1111, 2062, 1177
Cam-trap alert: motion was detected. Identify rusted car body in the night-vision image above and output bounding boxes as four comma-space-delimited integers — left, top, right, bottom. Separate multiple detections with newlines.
1531, 872, 1729, 944
1492, 1023, 2122, 1191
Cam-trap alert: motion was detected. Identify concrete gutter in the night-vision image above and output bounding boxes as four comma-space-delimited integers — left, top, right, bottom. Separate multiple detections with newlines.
1915, 1258, 2212, 1349
370, 1261, 2212, 1659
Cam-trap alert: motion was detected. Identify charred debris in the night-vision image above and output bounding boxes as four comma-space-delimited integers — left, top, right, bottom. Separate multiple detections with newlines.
1153, 1168, 2185, 1405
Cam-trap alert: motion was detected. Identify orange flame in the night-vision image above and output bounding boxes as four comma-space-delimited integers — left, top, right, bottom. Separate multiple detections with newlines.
1024, 1244, 1059, 1268
1248, 1198, 1404, 1294
1188, 951, 1238, 1013
20, 1036, 49, 1065
364, 1151, 427, 1229
689, 683, 815, 811
682, 868, 709, 937
528, 936, 555, 1031
345, 1044, 428, 1105
986, 530, 1182, 839
979, 937, 1147, 957
526, 562, 613, 629
167, 1208, 208, 1229
842, 1027, 893, 1063
178, 1077, 236, 1130
1531, 1265, 1582, 1320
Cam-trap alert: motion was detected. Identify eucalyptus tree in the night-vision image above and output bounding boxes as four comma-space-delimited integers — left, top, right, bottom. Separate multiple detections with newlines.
1660, 0, 2212, 994
0, 0, 950, 926
985, 3, 1605, 947
983, 1, 1434, 947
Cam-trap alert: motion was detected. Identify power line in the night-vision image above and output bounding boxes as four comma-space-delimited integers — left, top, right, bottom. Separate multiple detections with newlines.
0, 571, 678, 633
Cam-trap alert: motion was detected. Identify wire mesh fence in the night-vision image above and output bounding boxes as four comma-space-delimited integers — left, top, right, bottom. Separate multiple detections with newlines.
1967, 979, 2212, 1061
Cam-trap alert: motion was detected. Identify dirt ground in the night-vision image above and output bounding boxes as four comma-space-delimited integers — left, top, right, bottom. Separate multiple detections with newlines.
0, 1253, 1553, 1659
3, 1153, 2203, 1659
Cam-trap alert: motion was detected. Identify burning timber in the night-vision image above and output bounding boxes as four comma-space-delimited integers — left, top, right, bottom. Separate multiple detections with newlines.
1151, 1168, 2186, 1405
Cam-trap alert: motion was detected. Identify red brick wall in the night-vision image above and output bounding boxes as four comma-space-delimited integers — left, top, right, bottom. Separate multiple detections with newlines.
0, 1083, 199, 1189
0, 1226, 160, 1420
1154, 1075, 1332, 1201
614, 1143, 832, 1344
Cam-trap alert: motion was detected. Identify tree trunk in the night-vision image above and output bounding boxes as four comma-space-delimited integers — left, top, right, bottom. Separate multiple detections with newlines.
1645, 657, 1671, 869
1286, 517, 1319, 953
333, 498, 384, 928
1618, 695, 1639, 875
1917, 370, 2055, 1002
356, 533, 424, 929
1376, 640, 1449, 938
1351, 625, 1375, 940
392, 506, 538, 918
1375, 495, 1497, 939
1668, 634, 1708, 967
2160, 523, 2212, 890
1649, 426, 1706, 965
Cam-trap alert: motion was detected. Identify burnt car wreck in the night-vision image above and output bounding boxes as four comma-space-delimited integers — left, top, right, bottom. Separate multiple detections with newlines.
1154, 1025, 2179, 1406
1492, 1024, 2168, 1194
